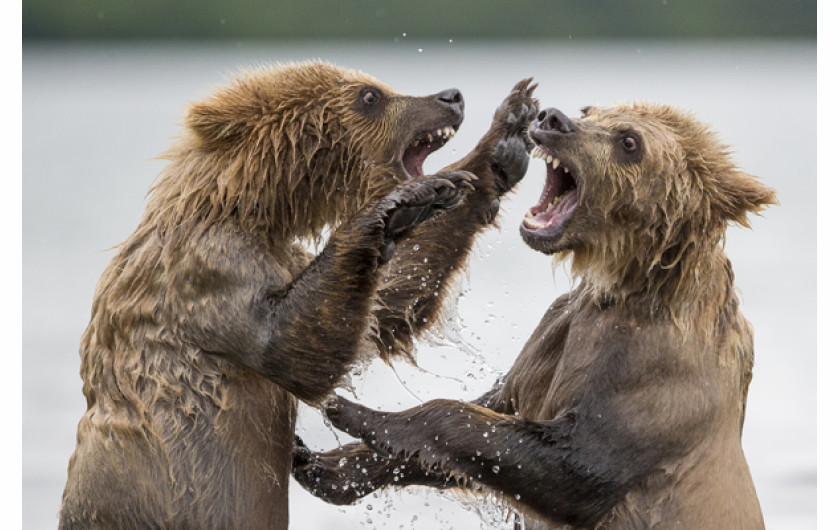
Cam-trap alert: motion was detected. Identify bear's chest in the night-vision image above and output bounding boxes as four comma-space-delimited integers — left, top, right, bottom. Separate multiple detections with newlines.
505, 300, 639, 420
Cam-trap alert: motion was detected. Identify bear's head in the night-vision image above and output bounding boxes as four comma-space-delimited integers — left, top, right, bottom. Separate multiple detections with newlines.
179, 61, 464, 235
520, 102, 776, 301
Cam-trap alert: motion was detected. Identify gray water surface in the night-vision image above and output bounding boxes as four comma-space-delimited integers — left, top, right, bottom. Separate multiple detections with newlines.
23, 40, 815, 529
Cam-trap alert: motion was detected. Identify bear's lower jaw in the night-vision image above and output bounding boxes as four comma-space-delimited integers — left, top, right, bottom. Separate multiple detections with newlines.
519, 199, 577, 255
519, 222, 574, 255
401, 126, 456, 179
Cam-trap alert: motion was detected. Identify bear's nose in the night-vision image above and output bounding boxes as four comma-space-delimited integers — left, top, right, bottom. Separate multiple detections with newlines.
537, 108, 574, 134
435, 88, 465, 118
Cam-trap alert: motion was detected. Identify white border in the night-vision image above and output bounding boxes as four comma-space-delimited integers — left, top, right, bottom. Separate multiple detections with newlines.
817, 0, 836, 528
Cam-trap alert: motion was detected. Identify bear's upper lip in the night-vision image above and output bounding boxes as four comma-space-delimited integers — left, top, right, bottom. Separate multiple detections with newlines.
521, 145, 580, 237
401, 125, 458, 179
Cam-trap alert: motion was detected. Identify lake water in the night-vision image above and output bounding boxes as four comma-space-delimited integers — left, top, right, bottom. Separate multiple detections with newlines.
23, 40, 815, 529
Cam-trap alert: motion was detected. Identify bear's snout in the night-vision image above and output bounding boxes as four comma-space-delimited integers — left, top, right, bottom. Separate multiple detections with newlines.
536, 108, 575, 134
434, 88, 465, 119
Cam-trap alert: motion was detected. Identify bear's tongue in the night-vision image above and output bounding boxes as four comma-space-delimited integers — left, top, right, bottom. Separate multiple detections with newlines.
526, 190, 578, 229
403, 141, 439, 179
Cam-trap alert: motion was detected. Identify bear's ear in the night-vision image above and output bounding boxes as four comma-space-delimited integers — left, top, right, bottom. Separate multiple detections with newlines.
713, 170, 777, 227
185, 99, 253, 146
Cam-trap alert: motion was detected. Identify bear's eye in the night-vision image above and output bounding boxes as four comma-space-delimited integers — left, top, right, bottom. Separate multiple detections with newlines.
621, 134, 639, 152
361, 89, 380, 106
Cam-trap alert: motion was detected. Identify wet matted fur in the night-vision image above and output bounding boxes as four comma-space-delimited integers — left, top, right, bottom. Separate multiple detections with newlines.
294, 102, 775, 529
58, 61, 538, 530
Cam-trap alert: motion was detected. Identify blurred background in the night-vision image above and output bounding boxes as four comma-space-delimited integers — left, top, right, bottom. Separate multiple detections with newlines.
23, 1, 816, 529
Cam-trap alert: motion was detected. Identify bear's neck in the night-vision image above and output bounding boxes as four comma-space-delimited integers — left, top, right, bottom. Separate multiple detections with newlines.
576, 241, 736, 329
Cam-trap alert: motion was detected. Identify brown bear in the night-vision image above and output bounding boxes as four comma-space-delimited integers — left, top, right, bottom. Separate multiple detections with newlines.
58, 61, 538, 530
293, 102, 776, 529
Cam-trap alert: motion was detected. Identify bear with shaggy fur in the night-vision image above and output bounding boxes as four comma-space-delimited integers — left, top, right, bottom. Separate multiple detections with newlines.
294, 103, 775, 529
58, 62, 538, 529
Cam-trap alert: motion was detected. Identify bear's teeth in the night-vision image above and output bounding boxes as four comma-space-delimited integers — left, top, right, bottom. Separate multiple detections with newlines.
545, 154, 554, 164
436, 129, 443, 137
549, 190, 570, 209
552, 159, 560, 170
426, 133, 434, 142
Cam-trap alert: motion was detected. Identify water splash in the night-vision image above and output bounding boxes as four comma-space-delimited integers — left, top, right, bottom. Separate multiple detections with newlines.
385, 361, 425, 405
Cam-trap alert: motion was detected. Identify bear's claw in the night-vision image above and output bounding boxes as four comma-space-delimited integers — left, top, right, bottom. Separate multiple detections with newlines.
491, 78, 540, 193
292, 435, 314, 468
380, 171, 475, 245
495, 78, 540, 138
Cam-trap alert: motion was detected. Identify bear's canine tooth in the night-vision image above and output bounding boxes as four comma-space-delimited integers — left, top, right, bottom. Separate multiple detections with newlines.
426, 133, 433, 142
552, 159, 561, 170
546, 154, 554, 164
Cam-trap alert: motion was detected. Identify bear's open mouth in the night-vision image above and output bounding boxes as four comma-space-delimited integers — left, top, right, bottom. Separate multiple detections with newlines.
522, 146, 579, 235
401, 126, 457, 179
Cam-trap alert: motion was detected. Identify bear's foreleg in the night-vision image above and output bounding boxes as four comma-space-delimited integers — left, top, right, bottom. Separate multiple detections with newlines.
291, 378, 513, 504
178, 174, 473, 404
291, 436, 465, 506
321, 395, 636, 527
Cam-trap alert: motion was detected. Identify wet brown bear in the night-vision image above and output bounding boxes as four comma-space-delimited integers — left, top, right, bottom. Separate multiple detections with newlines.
294, 103, 775, 529
58, 62, 538, 529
